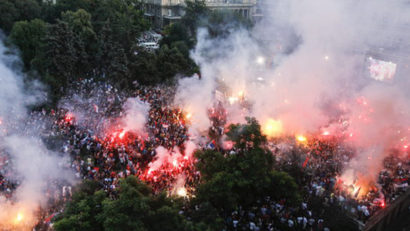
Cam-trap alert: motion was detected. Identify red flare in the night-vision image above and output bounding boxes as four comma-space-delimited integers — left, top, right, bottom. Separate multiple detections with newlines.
119, 130, 126, 139
64, 113, 74, 123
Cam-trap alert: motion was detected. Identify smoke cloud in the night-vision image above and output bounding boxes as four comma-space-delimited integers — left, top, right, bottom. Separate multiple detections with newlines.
175, 0, 410, 185
121, 97, 150, 135
0, 37, 73, 229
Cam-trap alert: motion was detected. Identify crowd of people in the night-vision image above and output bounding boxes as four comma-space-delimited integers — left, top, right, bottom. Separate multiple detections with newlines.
52, 84, 200, 197
217, 135, 409, 230
0, 149, 17, 199
0, 82, 408, 231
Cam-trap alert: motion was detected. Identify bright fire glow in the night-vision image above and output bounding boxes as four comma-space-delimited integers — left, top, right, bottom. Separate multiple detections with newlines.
228, 96, 239, 105
296, 135, 307, 143
338, 171, 371, 198
256, 56, 266, 65
177, 187, 187, 197
65, 113, 74, 123
118, 130, 126, 139
322, 131, 330, 136
262, 119, 283, 138
14, 212, 24, 224
16, 213, 23, 222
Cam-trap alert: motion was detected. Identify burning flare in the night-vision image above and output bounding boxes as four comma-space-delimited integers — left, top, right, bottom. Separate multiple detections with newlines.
14, 212, 24, 224
176, 187, 187, 197
296, 135, 307, 143
262, 119, 283, 138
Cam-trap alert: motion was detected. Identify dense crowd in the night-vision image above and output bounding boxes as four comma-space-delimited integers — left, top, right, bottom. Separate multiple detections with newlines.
0, 83, 408, 231
217, 136, 409, 230
53, 84, 200, 198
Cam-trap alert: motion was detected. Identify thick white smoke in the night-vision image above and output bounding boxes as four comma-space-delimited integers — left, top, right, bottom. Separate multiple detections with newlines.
148, 141, 197, 173
121, 97, 150, 135
175, 0, 410, 186
0, 37, 73, 229
59, 84, 150, 139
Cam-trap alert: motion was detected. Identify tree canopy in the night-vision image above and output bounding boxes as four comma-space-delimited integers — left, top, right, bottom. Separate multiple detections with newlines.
54, 177, 198, 231
194, 117, 301, 215
9, 19, 46, 70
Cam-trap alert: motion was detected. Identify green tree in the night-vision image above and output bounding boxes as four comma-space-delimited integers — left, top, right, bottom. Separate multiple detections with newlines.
41, 0, 98, 23
156, 45, 195, 82
61, 9, 98, 68
92, 0, 149, 51
129, 49, 160, 85
96, 22, 130, 87
129, 44, 197, 86
161, 23, 193, 49
0, 0, 40, 33
9, 19, 46, 70
34, 9, 97, 100
55, 177, 198, 231
53, 180, 105, 231
194, 118, 300, 212
182, 0, 209, 36
38, 21, 78, 86
0, 0, 18, 33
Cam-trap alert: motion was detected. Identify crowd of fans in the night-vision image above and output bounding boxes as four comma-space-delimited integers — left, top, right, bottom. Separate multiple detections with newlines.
217, 136, 409, 230
0, 83, 408, 231
52, 84, 199, 197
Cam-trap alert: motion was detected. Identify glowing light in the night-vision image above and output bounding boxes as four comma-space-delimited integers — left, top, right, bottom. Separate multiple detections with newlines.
322, 131, 330, 136
262, 119, 283, 138
338, 172, 371, 198
351, 184, 361, 196
223, 140, 234, 150
256, 56, 266, 65
228, 96, 239, 105
119, 130, 126, 139
296, 135, 307, 143
324, 55, 329, 61
177, 187, 187, 197
65, 113, 74, 123
172, 159, 178, 167
14, 212, 24, 224
186, 112, 192, 119
16, 213, 23, 221
380, 200, 386, 208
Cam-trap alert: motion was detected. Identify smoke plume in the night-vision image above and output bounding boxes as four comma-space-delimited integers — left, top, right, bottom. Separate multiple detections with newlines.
0, 37, 73, 229
175, 0, 410, 185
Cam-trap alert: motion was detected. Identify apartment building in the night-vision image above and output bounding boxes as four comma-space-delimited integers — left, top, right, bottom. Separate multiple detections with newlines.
142, 0, 259, 28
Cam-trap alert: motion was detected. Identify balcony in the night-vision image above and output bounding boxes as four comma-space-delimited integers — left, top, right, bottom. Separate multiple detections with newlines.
206, 0, 256, 8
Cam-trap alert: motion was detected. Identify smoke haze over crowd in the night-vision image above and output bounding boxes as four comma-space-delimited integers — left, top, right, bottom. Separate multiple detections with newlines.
0, 37, 73, 229
175, 0, 410, 185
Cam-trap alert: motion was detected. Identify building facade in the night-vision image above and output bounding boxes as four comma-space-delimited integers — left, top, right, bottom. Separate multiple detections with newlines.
142, 0, 259, 28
